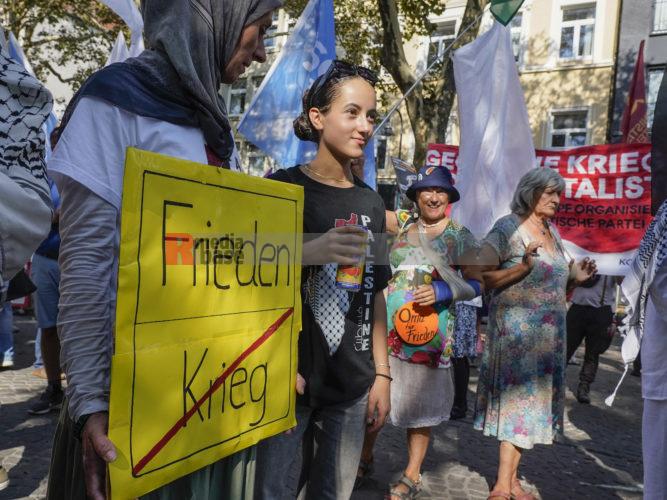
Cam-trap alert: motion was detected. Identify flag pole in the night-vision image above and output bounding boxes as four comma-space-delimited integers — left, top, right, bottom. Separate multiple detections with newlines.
371, 9, 487, 139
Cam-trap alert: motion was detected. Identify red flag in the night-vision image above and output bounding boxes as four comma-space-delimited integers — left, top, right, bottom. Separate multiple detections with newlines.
620, 40, 649, 143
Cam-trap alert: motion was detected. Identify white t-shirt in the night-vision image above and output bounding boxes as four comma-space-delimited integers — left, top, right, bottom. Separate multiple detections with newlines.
49, 96, 217, 209
48, 96, 243, 420
643, 262, 667, 400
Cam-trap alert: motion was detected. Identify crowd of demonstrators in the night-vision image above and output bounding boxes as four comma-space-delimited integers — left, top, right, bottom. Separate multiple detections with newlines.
255, 60, 391, 500
43, 0, 280, 498
474, 169, 596, 500
566, 274, 621, 404
2, 4, 663, 500
355, 165, 483, 499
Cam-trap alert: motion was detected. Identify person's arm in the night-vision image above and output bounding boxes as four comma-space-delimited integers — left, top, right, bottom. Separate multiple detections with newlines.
385, 210, 399, 235
367, 290, 390, 433
481, 241, 541, 291
57, 177, 118, 499
0, 170, 52, 290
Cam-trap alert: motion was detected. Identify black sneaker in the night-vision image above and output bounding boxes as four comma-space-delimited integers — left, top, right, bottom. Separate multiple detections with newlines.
450, 405, 467, 420
28, 385, 64, 415
576, 383, 591, 404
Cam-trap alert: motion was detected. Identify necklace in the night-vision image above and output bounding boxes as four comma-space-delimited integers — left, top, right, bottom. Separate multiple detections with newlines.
418, 218, 447, 229
528, 216, 548, 236
303, 164, 351, 184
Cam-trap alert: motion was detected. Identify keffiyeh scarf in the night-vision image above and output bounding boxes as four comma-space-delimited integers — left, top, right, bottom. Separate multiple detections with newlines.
0, 46, 53, 299
606, 200, 667, 406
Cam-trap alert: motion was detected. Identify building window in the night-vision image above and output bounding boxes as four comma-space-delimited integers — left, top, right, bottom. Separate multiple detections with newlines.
428, 21, 456, 66
655, 0, 667, 32
264, 11, 280, 50
510, 12, 524, 62
648, 67, 665, 129
549, 109, 588, 147
228, 79, 247, 116
247, 144, 267, 177
559, 5, 595, 60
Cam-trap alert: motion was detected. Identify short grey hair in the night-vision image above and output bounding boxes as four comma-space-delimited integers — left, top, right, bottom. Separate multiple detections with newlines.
510, 168, 566, 216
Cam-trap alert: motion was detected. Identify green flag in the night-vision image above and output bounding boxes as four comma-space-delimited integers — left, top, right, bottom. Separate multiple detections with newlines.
490, 0, 524, 25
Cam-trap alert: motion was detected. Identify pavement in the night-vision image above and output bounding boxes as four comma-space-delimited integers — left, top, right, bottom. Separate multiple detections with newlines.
0, 312, 644, 500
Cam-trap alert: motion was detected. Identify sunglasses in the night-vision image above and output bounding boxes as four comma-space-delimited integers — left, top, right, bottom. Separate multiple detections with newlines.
308, 60, 379, 105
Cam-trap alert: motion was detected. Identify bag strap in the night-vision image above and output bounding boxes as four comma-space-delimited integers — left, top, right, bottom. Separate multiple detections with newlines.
600, 275, 608, 307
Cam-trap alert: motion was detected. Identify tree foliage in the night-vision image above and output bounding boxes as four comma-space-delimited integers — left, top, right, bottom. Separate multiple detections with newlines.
1, 1, 124, 95
284, 0, 488, 165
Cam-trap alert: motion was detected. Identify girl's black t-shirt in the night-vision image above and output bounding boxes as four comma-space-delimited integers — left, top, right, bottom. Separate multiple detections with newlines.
269, 166, 391, 408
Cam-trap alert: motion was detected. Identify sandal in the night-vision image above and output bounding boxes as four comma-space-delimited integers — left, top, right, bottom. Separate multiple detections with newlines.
487, 491, 511, 500
511, 479, 536, 500
386, 474, 422, 499
353, 458, 374, 490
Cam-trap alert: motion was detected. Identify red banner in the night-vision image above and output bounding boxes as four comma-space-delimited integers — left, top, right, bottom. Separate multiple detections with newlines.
425, 143, 652, 274
620, 40, 649, 143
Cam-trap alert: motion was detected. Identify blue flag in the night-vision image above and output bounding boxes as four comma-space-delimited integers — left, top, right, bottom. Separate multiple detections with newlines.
238, 0, 335, 168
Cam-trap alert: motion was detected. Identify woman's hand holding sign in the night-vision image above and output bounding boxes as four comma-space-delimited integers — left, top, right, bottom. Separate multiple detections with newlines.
82, 412, 116, 500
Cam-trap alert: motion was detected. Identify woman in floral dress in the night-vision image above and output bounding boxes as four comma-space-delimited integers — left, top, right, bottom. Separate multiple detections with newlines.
474, 169, 596, 500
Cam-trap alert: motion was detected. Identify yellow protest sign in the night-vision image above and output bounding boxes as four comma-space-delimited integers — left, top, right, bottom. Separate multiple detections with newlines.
108, 148, 303, 499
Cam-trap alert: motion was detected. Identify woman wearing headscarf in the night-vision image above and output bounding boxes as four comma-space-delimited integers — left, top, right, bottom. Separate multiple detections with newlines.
474, 169, 596, 500
46, 1, 281, 498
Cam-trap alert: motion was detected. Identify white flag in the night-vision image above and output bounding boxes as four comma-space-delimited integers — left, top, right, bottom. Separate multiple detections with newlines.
99, 0, 144, 61
106, 31, 130, 66
450, 20, 535, 239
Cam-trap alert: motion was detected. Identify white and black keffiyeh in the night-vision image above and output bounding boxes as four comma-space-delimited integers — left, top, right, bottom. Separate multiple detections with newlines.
307, 264, 352, 355
606, 200, 667, 406
0, 46, 53, 298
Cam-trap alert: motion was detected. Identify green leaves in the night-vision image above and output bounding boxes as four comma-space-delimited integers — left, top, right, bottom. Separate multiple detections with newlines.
1, 1, 125, 92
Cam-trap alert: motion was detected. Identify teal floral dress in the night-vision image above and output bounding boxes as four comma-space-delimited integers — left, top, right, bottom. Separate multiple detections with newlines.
387, 212, 477, 368
473, 214, 570, 449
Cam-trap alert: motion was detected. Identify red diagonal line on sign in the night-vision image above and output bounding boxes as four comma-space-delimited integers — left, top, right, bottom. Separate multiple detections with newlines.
132, 307, 294, 476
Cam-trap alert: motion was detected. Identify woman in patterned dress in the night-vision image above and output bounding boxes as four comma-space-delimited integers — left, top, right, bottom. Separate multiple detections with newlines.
474, 169, 596, 500
357, 166, 483, 499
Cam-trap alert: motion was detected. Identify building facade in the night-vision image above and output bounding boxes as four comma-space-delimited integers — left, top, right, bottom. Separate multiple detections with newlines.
423, 0, 621, 150
232, 1, 631, 180
610, 0, 667, 141
517, 0, 620, 148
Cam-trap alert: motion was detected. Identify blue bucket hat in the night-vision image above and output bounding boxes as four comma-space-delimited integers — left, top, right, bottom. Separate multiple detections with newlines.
406, 166, 460, 203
